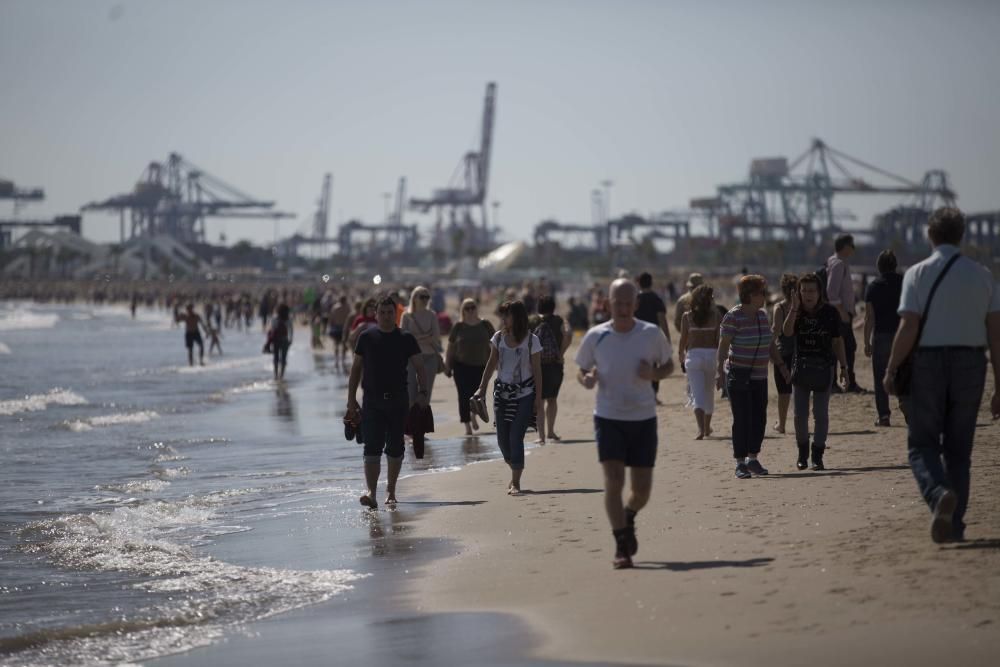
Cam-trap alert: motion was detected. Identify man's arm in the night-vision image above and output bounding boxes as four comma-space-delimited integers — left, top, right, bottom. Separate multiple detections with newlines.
863, 303, 875, 357
827, 261, 849, 322
987, 312, 1000, 418
883, 312, 920, 395
673, 300, 684, 334
833, 337, 849, 387
347, 353, 363, 411
409, 354, 429, 404
716, 334, 733, 389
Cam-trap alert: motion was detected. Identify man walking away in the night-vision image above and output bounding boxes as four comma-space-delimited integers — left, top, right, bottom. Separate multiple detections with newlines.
576, 279, 674, 569
347, 297, 430, 510
864, 250, 904, 426
884, 208, 1000, 543
826, 234, 866, 392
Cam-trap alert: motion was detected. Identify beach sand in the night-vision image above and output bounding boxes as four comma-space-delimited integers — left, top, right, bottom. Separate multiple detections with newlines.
403, 332, 1000, 666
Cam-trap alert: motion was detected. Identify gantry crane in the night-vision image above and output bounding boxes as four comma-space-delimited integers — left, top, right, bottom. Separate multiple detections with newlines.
410, 82, 498, 255
81, 153, 294, 244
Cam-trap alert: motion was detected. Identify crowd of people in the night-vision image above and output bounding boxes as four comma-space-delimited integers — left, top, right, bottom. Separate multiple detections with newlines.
6, 208, 997, 569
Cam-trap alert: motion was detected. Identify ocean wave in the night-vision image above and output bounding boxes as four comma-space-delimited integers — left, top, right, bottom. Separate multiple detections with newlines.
95, 479, 171, 494
0, 309, 59, 331
126, 356, 266, 378
64, 410, 160, 431
0, 389, 88, 417
9, 497, 367, 667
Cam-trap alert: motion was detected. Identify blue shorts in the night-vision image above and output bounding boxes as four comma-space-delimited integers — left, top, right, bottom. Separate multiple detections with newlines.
594, 416, 658, 467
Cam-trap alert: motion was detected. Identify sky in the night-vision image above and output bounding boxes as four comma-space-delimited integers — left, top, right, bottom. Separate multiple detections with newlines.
2, 0, 999, 248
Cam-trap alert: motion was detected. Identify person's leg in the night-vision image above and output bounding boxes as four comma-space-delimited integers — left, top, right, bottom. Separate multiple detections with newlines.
777, 393, 790, 432
792, 384, 809, 469
748, 380, 768, 459
694, 408, 705, 439
495, 404, 512, 468
842, 319, 859, 388
422, 353, 438, 401
407, 362, 418, 407
279, 344, 289, 379
627, 466, 654, 514
907, 350, 950, 511
545, 398, 558, 438
361, 404, 388, 507
687, 353, 707, 438
872, 332, 893, 421
812, 382, 832, 469
700, 354, 715, 435
941, 349, 987, 538
728, 379, 750, 473
273, 346, 280, 380
507, 394, 533, 490
601, 460, 627, 529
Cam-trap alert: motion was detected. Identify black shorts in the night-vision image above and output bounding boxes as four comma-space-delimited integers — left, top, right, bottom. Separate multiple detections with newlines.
774, 352, 793, 395
540, 363, 564, 400
361, 394, 408, 462
594, 415, 658, 467
185, 331, 203, 349
329, 325, 345, 342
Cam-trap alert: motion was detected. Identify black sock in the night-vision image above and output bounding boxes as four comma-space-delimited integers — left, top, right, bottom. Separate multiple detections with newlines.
624, 508, 637, 531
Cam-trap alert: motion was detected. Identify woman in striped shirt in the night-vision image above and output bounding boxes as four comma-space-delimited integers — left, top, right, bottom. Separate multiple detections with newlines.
716, 275, 772, 479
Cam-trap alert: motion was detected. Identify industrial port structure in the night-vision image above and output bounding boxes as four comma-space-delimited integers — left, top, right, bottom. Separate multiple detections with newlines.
5, 79, 1000, 279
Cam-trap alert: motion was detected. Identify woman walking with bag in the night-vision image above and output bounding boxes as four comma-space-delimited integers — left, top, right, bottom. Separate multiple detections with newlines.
782, 273, 849, 470
401, 286, 443, 408
472, 300, 543, 495
677, 284, 720, 440
716, 275, 772, 479
445, 299, 495, 436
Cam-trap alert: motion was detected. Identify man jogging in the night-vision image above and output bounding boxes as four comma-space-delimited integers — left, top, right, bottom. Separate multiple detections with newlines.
576, 279, 674, 569
347, 296, 430, 509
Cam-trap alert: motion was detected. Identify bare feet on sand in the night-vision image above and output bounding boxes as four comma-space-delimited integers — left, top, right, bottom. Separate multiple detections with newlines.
360, 493, 378, 509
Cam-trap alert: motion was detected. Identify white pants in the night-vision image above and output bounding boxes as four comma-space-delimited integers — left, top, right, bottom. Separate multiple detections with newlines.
685, 348, 716, 414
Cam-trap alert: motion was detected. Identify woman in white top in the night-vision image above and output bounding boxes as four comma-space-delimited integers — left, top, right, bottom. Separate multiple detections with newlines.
677, 284, 720, 440
400, 286, 443, 408
473, 300, 543, 495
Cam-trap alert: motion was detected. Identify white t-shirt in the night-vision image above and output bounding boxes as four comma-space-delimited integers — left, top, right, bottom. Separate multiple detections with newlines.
575, 319, 673, 421
491, 331, 542, 398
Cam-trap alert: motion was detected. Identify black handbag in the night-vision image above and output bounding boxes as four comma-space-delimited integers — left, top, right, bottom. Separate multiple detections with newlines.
892, 253, 961, 397
791, 355, 832, 392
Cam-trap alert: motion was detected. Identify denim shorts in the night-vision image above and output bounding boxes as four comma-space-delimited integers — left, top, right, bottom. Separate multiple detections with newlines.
362, 394, 408, 463
594, 415, 658, 467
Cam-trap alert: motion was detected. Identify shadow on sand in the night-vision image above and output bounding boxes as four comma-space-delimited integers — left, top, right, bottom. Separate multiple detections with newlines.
948, 538, 1000, 551
633, 557, 775, 571
520, 488, 603, 496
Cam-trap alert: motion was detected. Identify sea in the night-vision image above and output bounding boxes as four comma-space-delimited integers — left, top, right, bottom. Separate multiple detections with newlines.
0, 301, 506, 666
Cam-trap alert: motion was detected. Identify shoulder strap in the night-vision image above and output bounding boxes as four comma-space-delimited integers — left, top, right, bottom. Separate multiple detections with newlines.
916, 253, 961, 345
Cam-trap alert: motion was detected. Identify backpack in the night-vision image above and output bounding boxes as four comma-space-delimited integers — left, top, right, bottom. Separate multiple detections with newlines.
815, 262, 829, 302
534, 316, 563, 365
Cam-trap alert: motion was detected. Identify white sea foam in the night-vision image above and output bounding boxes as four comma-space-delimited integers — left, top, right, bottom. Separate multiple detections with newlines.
64, 410, 160, 431
12, 495, 367, 667
0, 308, 59, 331
0, 389, 88, 417
0, 341, 11, 354
96, 479, 171, 494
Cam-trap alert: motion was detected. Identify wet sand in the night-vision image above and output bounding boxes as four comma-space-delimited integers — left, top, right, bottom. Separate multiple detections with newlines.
404, 333, 1000, 666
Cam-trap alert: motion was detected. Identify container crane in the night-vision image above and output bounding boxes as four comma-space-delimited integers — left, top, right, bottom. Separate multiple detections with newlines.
410, 82, 498, 254
81, 153, 294, 244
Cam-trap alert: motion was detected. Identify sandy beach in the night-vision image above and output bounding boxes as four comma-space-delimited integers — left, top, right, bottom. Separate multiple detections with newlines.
402, 331, 1000, 666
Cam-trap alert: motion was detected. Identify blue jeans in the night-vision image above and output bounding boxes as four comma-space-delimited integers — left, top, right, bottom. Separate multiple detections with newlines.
793, 374, 832, 449
907, 347, 987, 537
871, 332, 894, 419
496, 393, 534, 470
727, 377, 767, 459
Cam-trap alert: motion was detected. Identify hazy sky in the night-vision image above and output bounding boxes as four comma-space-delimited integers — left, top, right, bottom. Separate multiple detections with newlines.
2, 0, 998, 248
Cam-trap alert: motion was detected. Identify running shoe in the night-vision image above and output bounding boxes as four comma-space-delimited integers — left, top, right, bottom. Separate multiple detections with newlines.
734, 462, 752, 479
746, 459, 769, 476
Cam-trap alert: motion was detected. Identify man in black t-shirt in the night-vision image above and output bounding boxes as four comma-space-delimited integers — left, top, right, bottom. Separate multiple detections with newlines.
348, 297, 428, 509
635, 272, 671, 403
863, 250, 905, 426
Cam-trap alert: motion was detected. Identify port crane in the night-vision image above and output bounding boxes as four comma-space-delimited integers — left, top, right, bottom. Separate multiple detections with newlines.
0, 179, 83, 249
410, 82, 498, 255
337, 177, 417, 260
81, 153, 293, 244
691, 138, 956, 245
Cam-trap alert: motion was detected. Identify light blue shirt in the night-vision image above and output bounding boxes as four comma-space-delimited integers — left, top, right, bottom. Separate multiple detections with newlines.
899, 244, 1000, 347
